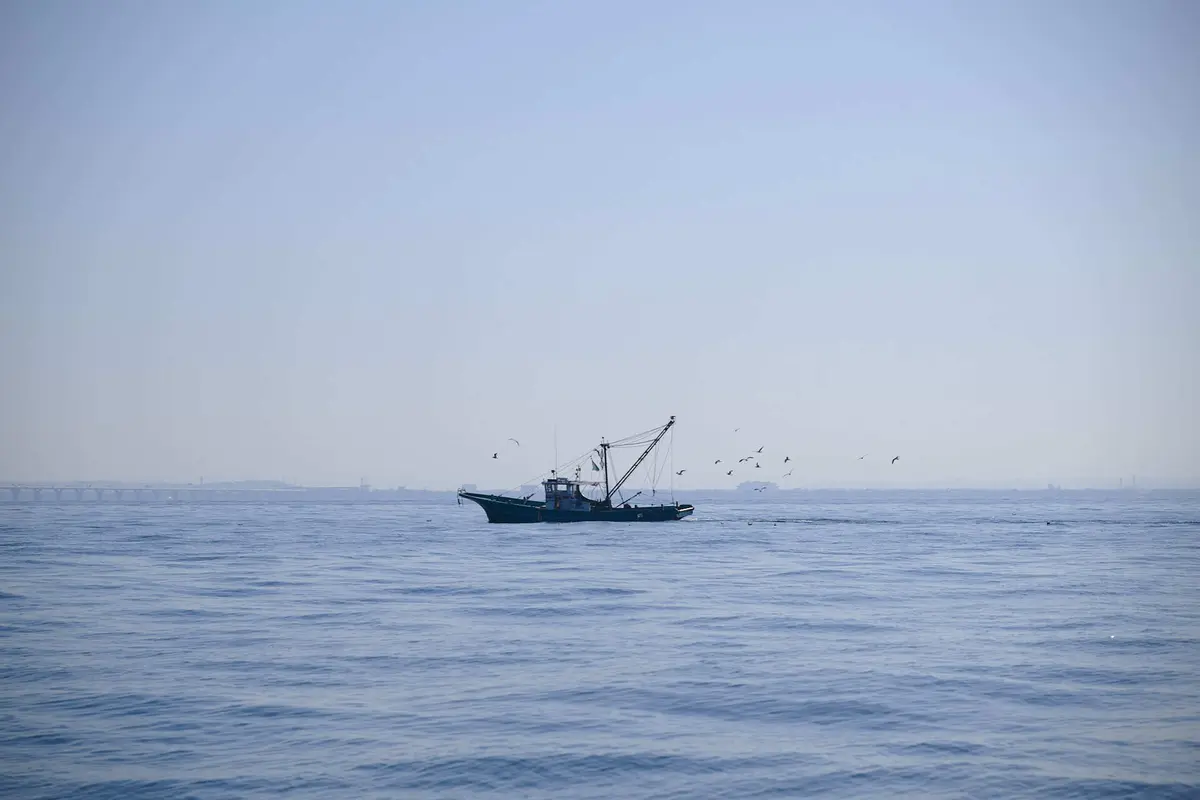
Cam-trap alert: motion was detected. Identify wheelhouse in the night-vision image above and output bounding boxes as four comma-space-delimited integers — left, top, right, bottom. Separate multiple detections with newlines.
542, 477, 591, 511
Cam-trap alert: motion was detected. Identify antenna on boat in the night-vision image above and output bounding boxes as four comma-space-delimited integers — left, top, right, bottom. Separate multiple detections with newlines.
554, 424, 558, 474
670, 419, 676, 503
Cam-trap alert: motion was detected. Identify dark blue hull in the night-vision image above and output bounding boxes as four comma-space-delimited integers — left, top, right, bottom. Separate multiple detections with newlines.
459, 492, 694, 524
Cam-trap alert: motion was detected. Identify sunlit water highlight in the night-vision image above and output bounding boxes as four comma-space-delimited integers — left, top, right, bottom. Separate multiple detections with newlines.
2, 492, 1198, 798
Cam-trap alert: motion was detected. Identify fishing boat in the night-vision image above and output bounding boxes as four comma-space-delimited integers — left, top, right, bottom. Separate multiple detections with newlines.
458, 416, 695, 523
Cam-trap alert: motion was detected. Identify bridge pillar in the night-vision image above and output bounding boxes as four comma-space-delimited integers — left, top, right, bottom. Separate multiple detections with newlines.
53, 488, 63, 501
73, 488, 85, 501
95, 488, 106, 501
32, 488, 42, 501
149, 490, 160, 501
8, 488, 19, 501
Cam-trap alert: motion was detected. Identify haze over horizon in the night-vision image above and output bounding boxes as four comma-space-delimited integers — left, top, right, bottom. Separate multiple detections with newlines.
3, 1, 1197, 491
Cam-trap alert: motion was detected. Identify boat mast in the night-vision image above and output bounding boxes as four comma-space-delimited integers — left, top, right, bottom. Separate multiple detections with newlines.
604, 416, 675, 506
600, 441, 611, 505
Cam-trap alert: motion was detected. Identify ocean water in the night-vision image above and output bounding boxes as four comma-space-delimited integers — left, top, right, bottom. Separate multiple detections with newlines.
1, 492, 1198, 799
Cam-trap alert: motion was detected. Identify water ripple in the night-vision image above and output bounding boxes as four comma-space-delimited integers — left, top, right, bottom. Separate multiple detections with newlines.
1, 494, 1198, 798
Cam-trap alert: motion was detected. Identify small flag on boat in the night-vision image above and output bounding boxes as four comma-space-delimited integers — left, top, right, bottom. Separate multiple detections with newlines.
591, 459, 600, 471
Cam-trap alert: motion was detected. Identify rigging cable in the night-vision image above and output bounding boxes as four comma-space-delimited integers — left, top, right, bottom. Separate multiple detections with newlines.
606, 423, 665, 448
648, 439, 665, 496
670, 423, 675, 503
498, 418, 675, 504
501, 444, 596, 497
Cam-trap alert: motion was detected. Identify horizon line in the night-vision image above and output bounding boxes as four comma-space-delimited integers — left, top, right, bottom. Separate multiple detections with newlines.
4, 480, 1198, 493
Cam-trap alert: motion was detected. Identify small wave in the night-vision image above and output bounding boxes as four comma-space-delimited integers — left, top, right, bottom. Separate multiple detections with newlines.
556, 685, 926, 730
40, 776, 352, 798
464, 603, 632, 619
670, 614, 744, 627
1032, 778, 1200, 799
894, 740, 989, 757
354, 753, 787, 791
387, 585, 492, 597
247, 579, 308, 589
34, 692, 193, 719
721, 516, 897, 526
142, 607, 239, 620
746, 617, 895, 634
0, 731, 77, 748
226, 702, 335, 720
577, 586, 643, 597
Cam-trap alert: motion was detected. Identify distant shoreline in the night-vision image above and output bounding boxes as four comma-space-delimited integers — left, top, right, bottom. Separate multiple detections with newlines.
2, 484, 1197, 503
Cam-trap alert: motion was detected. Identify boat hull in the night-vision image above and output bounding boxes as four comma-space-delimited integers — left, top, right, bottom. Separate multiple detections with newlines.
459, 491, 694, 524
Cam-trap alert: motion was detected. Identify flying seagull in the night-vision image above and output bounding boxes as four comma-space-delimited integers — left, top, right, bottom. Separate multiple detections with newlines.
756, 446, 764, 453
726, 470, 734, 476
755, 462, 761, 469
676, 469, 686, 476
492, 453, 498, 459
891, 456, 900, 464
734, 427, 740, 432
508, 438, 520, 446
784, 469, 793, 477
739, 457, 751, 463
784, 456, 790, 463
858, 454, 868, 460
714, 459, 722, 464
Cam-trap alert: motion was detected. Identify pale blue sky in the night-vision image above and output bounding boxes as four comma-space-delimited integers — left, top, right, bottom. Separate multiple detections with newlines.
2, 0, 1197, 489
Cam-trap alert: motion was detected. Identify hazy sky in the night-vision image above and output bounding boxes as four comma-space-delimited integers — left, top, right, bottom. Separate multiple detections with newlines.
2, 0, 1197, 490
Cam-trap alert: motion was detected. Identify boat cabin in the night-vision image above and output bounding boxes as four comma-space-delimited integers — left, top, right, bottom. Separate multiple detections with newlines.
542, 477, 593, 511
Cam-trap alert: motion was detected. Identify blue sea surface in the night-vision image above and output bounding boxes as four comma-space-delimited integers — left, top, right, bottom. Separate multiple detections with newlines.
1, 492, 1198, 798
